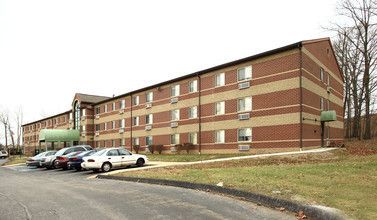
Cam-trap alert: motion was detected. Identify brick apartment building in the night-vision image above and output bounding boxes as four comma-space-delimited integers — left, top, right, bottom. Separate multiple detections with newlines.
22, 38, 344, 155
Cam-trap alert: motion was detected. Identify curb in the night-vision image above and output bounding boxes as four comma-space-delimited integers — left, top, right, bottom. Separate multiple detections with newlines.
97, 175, 348, 220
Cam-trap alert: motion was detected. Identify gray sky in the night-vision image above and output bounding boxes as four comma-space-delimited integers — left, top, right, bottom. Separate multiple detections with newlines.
0, 0, 338, 143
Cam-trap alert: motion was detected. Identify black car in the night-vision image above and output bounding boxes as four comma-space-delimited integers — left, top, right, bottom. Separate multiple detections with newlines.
67, 150, 98, 171
42, 145, 92, 169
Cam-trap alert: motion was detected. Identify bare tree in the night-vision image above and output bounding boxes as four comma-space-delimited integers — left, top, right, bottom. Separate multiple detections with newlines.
0, 112, 9, 151
337, 0, 377, 139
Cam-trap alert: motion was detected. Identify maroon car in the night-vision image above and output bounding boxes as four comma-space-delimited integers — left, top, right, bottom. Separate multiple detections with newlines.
55, 151, 83, 170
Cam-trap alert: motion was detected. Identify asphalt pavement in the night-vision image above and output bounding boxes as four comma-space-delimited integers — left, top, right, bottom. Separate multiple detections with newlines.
0, 158, 7, 166
0, 165, 295, 220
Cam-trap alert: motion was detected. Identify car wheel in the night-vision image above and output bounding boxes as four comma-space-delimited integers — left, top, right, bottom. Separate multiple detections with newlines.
101, 162, 112, 172
51, 160, 57, 169
136, 158, 145, 167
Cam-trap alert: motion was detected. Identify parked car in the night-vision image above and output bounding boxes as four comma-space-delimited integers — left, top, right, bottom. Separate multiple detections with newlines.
67, 150, 98, 171
81, 147, 148, 172
55, 151, 84, 170
26, 151, 56, 167
41, 145, 92, 169
0, 150, 8, 159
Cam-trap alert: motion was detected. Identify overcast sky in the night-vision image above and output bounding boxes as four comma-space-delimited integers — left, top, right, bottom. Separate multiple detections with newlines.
0, 0, 338, 143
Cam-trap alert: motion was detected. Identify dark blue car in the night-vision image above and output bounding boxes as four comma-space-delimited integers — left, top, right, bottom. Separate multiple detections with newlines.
67, 150, 98, 171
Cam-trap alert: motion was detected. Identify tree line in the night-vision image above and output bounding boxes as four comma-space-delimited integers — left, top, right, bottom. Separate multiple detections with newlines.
333, 0, 377, 140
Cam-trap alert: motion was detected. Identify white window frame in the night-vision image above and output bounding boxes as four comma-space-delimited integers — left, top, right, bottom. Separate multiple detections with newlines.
238, 97, 252, 112
146, 114, 153, 125
171, 84, 180, 97
82, 109, 86, 116
215, 130, 225, 143
132, 116, 139, 126
215, 101, 225, 115
120, 99, 126, 109
112, 121, 115, 129
238, 128, 252, 142
320, 68, 324, 82
237, 66, 252, 81
189, 132, 198, 145
112, 102, 116, 111
121, 119, 125, 129
82, 125, 86, 132
104, 122, 107, 131
146, 91, 153, 103
133, 96, 140, 106
171, 109, 180, 121
215, 73, 225, 87
188, 106, 198, 119
189, 80, 198, 93
171, 133, 180, 145
121, 138, 125, 146
132, 137, 140, 146
145, 136, 153, 146
104, 104, 108, 113
320, 97, 324, 111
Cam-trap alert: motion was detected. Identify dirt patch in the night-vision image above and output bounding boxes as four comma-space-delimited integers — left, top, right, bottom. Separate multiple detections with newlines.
345, 139, 377, 155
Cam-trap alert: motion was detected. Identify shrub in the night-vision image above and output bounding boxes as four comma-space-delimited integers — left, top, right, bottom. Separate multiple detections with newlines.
175, 144, 183, 154
156, 145, 163, 154
147, 145, 155, 154
133, 145, 140, 154
183, 143, 194, 154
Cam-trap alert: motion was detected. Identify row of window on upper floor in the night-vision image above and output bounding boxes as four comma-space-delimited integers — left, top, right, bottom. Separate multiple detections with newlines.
94, 66, 252, 114
93, 97, 252, 131
96, 127, 252, 148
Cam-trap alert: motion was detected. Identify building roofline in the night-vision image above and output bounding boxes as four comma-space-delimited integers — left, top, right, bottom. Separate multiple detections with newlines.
94, 40, 303, 105
22, 110, 72, 127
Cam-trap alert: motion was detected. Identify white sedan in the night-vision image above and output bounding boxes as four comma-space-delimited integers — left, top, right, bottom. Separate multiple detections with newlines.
81, 147, 148, 172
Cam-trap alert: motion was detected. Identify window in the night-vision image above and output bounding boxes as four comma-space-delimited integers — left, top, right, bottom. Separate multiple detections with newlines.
215, 130, 225, 143
215, 101, 225, 115
171, 109, 180, 121
120, 99, 126, 109
121, 138, 125, 146
171, 84, 180, 97
132, 116, 139, 126
112, 102, 116, 111
171, 134, 180, 145
188, 106, 198, 119
82, 109, 86, 116
327, 74, 330, 86
132, 96, 139, 106
104, 104, 108, 113
112, 140, 115, 147
189, 80, 198, 93
237, 66, 252, 81
320, 68, 324, 82
107, 149, 119, 156
104, 122, 107, 131
95, 107, 100, 115
145, 136, 153, 145
146, 114, 153, 125
327, 100, 330, 111
320, 97, 324, 111
238, 97, 252, 112
120, 119, 125, 128
118, 148, 130, 155
146, 92, 153, 103
189, 132, 198, 144
215, 73, 225, 87
238, 128, 252, 142
82, 125, 86, 132
111, 121, 116, 129
95, 124, 100, 131
132, 137, 140, 146
74, 100, 80, 129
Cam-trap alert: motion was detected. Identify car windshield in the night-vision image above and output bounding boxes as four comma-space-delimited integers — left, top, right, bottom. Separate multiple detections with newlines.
55, 148, 67, 156
92, 149, 107, 156
46, 151, 56, 156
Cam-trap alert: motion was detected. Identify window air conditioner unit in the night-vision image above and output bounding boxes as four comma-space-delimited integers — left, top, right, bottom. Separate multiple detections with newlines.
119, 109, 125, 114
119, 128, 124, 134
81, 132, 86, 137
170, 97, 178, 104
327, 86, 331, 93
238, 113, 250, 120
238, 81, 250, 90
81, 116, 86, 121
95, 132, 99, 136
146, 103, 152, 109
95, 114, 100, 119
170, 121, 178, 128
145, 125, 152, 131
239, 145, 250, 151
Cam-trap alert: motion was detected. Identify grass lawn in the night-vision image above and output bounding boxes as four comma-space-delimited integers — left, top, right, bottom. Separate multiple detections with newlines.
2, 155, 28, 166
117, 149, 377, 220
145, 153, 252, 162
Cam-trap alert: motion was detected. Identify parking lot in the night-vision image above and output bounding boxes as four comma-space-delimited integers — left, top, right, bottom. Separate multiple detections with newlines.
0, 164, 295, 220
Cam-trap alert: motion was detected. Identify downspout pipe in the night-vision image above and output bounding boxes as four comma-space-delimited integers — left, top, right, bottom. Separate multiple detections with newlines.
299, 43, 303, 150
198, 73, 202, 154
